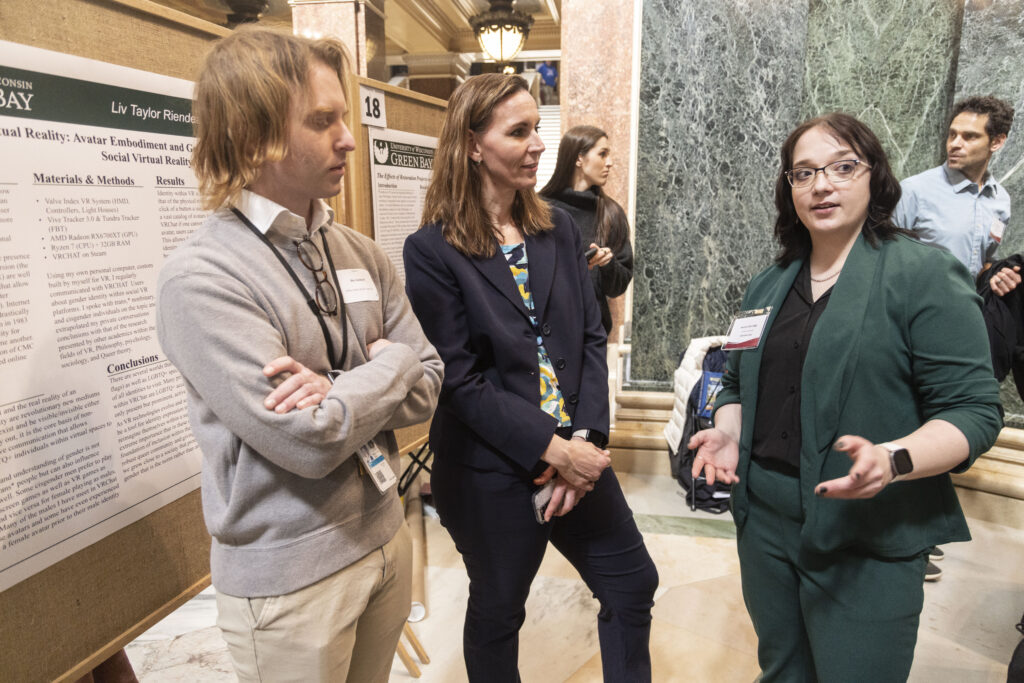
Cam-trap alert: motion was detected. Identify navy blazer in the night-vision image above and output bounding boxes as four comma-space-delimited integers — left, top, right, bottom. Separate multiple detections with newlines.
404, 208, 609, 475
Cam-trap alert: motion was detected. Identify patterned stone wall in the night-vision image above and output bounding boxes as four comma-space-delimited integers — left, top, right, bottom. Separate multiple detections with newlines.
629, 0, 1021, 390
800, 0, 964, 179
631, 0, 809, 387
956, 0, 1024, 424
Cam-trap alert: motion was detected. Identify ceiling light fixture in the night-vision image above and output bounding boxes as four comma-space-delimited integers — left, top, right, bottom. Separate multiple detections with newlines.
469, 0, 534, 64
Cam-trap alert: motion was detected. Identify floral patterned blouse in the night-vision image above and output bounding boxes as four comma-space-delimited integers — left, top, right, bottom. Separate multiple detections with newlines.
501, 242, 571, 427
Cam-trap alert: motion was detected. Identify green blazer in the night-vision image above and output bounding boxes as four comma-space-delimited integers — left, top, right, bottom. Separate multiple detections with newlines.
716, 233, 1002, 557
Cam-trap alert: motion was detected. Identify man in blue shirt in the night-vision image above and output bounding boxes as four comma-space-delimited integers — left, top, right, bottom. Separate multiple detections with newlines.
895, 95, 1016, 291
894, 95, 1016, 583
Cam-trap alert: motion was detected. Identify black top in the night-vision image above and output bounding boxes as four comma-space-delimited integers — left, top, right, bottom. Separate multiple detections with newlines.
544, 188, 633, 333
751, 263, 832, 475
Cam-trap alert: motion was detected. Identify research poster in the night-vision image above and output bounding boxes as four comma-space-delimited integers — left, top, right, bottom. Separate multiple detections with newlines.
0, 41, 203, 591
367, 128, 437, 281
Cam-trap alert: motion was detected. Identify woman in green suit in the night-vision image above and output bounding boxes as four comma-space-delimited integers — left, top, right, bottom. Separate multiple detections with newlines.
690, 113, 1002, 682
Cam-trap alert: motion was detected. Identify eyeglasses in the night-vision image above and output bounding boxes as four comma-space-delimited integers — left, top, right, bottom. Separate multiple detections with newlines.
785, 159, 871, 188
295, 237, 339, 315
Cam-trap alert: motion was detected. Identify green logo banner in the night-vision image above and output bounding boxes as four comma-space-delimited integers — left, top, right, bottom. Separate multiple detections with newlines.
0, 65, 193, 137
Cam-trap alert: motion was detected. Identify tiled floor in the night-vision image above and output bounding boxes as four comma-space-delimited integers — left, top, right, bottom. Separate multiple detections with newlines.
125, 472, 1024, 682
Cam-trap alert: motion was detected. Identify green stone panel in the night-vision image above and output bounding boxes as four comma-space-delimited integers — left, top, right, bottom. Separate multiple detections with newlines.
955, 0, 1024, 426
630, 0, 809, 388
800, 0, 964, 178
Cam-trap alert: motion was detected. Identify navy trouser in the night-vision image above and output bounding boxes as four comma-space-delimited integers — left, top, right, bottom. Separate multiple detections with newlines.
738, 460, 928, 682
432, 461, 658, 683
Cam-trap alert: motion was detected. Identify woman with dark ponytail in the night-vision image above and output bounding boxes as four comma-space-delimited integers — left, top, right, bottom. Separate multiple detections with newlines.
540, 125, 633, 334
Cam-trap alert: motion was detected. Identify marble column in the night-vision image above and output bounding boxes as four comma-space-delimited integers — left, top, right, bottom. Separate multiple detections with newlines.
630, 0, 809, 387
561, 0, 636, 342
955, 0, 1024, 425
560, 0, 636, 214
290, 0, 387, 81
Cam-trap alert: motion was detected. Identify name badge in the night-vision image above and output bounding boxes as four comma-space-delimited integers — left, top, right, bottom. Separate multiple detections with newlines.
991, 218, 1006, 244
357, 439, 397, 493
338, 269, 380, 303
722, 307, 772, 351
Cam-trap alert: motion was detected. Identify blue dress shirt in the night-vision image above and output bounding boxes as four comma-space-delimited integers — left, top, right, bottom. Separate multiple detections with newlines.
894, 163, 1011, 277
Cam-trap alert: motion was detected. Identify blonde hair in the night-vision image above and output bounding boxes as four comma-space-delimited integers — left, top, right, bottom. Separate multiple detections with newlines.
421, 73, 552, 258
191, 27, 349, 210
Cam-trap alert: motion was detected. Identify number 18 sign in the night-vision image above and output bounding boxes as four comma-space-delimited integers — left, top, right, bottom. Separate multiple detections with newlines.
359, 84, 387, 128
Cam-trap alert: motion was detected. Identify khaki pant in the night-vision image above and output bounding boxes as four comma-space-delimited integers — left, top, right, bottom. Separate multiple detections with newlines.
216, 523, 412, 683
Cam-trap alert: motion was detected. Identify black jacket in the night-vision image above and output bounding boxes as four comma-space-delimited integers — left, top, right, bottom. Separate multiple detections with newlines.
544, 188, 633, 333
977, 253, 1024, 399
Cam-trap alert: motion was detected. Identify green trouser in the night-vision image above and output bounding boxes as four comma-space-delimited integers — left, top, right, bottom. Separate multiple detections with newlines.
738, 460, 928, 683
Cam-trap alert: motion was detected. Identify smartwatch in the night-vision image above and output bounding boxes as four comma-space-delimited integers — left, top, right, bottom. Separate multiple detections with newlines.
881, 442, 913, 481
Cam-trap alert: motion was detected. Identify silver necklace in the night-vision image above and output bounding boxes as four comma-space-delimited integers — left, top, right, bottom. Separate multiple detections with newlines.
809, 269, 841, 283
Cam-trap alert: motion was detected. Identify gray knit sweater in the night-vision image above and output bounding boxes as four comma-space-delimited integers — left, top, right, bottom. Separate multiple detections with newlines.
156, 200, 442, 597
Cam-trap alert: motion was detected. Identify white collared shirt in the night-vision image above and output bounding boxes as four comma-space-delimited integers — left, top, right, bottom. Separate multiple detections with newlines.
235, 189, 335, 239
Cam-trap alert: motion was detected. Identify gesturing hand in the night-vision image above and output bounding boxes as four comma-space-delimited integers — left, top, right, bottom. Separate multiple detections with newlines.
688, 428, 740, 486
814, 435, 892, 499
262, 356, 332, 414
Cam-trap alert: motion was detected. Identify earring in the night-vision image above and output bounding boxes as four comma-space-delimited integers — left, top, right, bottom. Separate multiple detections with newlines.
472, 158, 481, 167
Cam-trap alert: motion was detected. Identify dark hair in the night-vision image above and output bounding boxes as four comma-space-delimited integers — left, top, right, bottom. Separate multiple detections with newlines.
773, 112, 907, 266
421, 74, 551, 258
951, 95, 1015, 139
539, 125, 628, 252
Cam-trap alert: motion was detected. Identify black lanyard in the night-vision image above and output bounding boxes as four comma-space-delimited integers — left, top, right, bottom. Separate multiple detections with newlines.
232, 207, 348, 370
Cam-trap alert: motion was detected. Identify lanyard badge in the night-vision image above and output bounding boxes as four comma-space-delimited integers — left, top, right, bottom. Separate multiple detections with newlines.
357, 439, 397, 493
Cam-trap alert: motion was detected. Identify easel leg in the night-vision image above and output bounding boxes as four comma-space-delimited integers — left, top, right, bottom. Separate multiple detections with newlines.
404, 622, 430, 664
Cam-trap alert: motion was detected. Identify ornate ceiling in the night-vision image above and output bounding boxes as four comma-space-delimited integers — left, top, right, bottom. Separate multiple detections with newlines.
148, 0, 561, 56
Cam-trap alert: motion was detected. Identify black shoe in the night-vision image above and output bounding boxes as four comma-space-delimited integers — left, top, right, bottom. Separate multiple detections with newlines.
928, 545, 944, 561
925, 561, 942, 582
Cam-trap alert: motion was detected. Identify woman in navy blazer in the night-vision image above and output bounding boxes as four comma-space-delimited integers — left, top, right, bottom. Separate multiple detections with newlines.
404, 74, 657, 682
690, 113, 1002, 681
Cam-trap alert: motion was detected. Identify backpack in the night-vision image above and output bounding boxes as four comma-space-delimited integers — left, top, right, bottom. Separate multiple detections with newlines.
669, 346, 732, 513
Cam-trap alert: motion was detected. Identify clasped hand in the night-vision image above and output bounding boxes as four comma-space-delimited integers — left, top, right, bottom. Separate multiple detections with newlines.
541, 435, 610, 490
262, 356, 332, 413
262, 340, 393, 414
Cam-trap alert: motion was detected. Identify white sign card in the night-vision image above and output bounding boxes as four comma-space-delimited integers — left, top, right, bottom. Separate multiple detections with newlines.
359, 85, 387, 128
367, 128, 437, 282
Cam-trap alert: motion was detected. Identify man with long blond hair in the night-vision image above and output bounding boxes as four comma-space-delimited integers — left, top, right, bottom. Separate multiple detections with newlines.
155, 28, 442, 682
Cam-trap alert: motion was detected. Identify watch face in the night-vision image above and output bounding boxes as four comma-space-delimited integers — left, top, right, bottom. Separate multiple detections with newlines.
892, 448, 913, 475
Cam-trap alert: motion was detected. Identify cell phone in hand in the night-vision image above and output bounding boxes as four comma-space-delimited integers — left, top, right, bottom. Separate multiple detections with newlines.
532, 480, 555, 523
584, 246, 598, 259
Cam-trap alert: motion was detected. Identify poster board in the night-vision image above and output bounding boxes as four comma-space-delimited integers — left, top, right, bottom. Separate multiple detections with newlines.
0, 2, 225, 681
338, 76, 447, 243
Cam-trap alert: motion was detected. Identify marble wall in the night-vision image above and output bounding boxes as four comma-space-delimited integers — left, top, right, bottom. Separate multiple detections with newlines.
956, 0, 1024, 423
631, 0, 809, 387
629, 0, 1017, 389
801, 0, 964, 179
